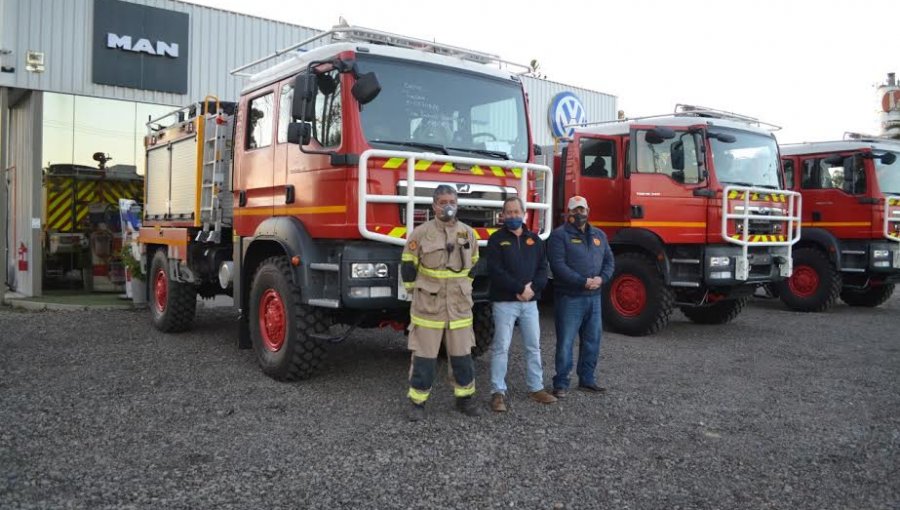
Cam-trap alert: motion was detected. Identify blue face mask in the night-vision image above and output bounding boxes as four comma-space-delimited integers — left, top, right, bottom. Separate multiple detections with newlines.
505, 217, 524, 230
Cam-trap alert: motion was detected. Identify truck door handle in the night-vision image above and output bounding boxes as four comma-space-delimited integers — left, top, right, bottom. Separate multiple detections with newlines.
285, 185, 295, 204
238, 190, 247, 207
631, 205, 644, 219
812, 211, 821, 221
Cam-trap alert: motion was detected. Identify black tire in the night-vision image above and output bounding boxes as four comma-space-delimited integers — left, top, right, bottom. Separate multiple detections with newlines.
249, 256, 329, 381
603, 252, 674, 336
772, 247, 841, 312
840, 284, 896, 307
680, 298, 748, 325
471, 302, 494, 357
149, 250, 197, 332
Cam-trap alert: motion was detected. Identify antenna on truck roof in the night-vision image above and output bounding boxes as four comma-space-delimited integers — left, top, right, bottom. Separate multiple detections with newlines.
230, 23, 530, 77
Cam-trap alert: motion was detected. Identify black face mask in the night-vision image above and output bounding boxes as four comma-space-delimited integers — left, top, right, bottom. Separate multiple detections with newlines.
569, 213, 588, 228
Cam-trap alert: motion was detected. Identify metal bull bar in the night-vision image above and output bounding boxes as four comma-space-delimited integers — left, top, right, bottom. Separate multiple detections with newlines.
358, 149, 553, 246
885, 195, 900, 243
722, 185, 802, 281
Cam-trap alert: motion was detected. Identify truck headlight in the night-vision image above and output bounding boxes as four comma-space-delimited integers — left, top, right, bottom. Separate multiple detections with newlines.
351, 263, 390, 278
709, 256, 730, 268
873, 249, 890, 259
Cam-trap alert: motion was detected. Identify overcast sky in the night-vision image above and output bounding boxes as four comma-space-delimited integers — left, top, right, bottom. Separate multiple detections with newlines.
185, 0, 898, 144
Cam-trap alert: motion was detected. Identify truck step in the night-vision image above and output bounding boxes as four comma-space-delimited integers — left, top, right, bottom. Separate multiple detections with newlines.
307, 299, 340, 308
841, 250, 865, 255
670, 281, 701, 288
671, 258, 701, 264
840, 268, 866, 273
309, 263, 340, 272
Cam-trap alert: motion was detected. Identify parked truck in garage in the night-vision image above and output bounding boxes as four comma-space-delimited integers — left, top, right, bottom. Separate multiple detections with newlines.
137, 25, 552, 380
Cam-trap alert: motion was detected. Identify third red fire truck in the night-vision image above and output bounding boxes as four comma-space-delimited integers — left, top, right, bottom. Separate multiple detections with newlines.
774, 134, 900, 311
553, 105, 802, 335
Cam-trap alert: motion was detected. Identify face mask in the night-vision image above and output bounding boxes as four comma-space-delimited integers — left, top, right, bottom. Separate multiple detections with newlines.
569, 213, 588, 228
504, 217, 524, 230
438, 204, 457, 222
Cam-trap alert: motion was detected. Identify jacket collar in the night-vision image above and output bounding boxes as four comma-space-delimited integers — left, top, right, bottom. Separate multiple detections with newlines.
563, 221, 593, 236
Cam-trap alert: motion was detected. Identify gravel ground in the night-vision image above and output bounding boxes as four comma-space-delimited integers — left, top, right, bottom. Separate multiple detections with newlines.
1, 294, 899, 509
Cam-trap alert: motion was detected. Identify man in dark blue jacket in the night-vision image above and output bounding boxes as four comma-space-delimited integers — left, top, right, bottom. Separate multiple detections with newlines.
547, 195, 615, 398
487, 197, 557, 412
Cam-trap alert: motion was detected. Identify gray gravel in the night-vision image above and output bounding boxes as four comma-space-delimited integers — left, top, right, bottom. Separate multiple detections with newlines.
1, 294, 899, 509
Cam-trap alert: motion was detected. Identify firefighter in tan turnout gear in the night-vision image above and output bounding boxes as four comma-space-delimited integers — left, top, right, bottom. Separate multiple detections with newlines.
401, 185, 482, 421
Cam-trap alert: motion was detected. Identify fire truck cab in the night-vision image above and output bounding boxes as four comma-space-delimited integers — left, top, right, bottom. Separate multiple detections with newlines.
139, 26, 552, 380
776, 134, 900, 311
554, 105, 801, 335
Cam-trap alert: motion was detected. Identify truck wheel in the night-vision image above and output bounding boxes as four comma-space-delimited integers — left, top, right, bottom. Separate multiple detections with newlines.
249, 256, 329, 381
149, 250, 197, 332
839, 284, 895, 307
603, 252, 673, 336
471, 302, 494, 357
680, 298, 747, 325
773, 247, 841, 312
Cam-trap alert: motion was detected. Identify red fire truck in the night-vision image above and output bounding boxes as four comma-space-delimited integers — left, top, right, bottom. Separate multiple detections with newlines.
774, 134, 899, 311
137, 26, 552, 380
553, 105, 801, 335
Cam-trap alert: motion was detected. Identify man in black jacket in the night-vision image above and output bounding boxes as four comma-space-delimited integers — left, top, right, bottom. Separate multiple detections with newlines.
486, 197, 557, 413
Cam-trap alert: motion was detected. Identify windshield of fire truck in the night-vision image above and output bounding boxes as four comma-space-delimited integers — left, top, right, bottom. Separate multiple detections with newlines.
355, 55, 529, 161
875, 151, 900, 194
711, 130, 781, 189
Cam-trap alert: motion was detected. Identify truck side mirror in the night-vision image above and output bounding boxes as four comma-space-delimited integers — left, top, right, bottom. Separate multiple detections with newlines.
878, 152, 897, 165
292, 74, 317, 122
351, 72, 381, 105
287, 122, 311, 146
709, 132, 736, 143
644, 127, 676, 144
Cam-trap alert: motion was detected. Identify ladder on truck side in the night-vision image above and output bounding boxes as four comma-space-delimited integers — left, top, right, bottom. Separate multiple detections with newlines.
197, 96, 234, 244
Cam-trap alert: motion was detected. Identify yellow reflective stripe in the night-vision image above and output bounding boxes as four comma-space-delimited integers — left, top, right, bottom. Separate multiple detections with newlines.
511, 168, 522, 178
439, 162, 455, 173
384, 157, 405, 169
419, 266, 470, 278
408, 387, 430, 404
388, 227, 408, 238
401, 253, 418, 264
454, 384, 476, 398
415, 160, 432, 171
471, 165, 485, 176
404, 282, 415, 290
411, 314, 447, 329
449, 316, 473, 330
471, 255, 479, 265
490, 166, 505, 177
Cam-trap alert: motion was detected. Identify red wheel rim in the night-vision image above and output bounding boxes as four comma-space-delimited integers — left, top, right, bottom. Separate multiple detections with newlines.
788, 265, 819, 298
259, 289, 286, 352
154, 269, 168, 313
610, 274, 647, 317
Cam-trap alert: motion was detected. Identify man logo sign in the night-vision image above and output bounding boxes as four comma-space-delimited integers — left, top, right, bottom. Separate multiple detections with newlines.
549, 92, 587, 139
107, 34, 179, 58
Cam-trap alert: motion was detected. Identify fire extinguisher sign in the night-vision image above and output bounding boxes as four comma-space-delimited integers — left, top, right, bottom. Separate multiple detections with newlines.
17, 242, 28, 271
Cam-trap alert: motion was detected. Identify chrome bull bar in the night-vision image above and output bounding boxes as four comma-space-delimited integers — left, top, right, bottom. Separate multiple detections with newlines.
721, 185, 802, 280
358, 149, 553, 247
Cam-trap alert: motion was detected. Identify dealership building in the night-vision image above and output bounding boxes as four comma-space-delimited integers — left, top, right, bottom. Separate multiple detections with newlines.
0, 0, 617, 297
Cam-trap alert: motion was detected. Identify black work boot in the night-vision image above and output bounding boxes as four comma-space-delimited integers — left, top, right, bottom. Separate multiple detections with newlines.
455, 396, 482, 417
408, 402, 426, 422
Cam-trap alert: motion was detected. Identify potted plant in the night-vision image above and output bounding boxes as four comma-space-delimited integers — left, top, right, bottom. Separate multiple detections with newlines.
119, 245, 147, 306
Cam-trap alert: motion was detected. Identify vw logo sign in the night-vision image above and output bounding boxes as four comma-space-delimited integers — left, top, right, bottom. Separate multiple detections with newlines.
549, 92, 586, 138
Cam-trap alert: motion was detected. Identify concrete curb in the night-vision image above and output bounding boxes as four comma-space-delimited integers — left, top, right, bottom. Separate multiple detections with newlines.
7, 299, 136, 312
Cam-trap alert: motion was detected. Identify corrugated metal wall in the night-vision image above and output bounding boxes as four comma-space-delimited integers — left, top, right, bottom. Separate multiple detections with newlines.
522, 76, 617, 146
8, 91, 43, 294
0, 0, 321, 106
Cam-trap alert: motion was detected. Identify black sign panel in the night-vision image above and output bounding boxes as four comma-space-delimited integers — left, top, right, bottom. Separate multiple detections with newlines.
92, 0, 189, 94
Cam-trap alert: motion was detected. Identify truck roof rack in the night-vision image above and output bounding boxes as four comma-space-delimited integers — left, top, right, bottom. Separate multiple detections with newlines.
843, 131, 900, 143
565, 104, 781, 131
230, 23, 530, 77
674, 104, 781, 130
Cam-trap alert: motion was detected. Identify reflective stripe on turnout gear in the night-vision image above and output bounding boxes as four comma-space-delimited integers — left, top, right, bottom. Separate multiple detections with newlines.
453, 384, 476, 398
408, 387, 430, 404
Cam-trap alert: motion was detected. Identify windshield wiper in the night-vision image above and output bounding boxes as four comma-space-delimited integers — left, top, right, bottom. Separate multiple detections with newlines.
369, 139, 448, 155
447, 146, 510, 160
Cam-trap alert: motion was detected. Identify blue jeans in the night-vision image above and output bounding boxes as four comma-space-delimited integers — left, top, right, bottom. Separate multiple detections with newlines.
490, 301, 545, 394
553, 293, 602, 390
